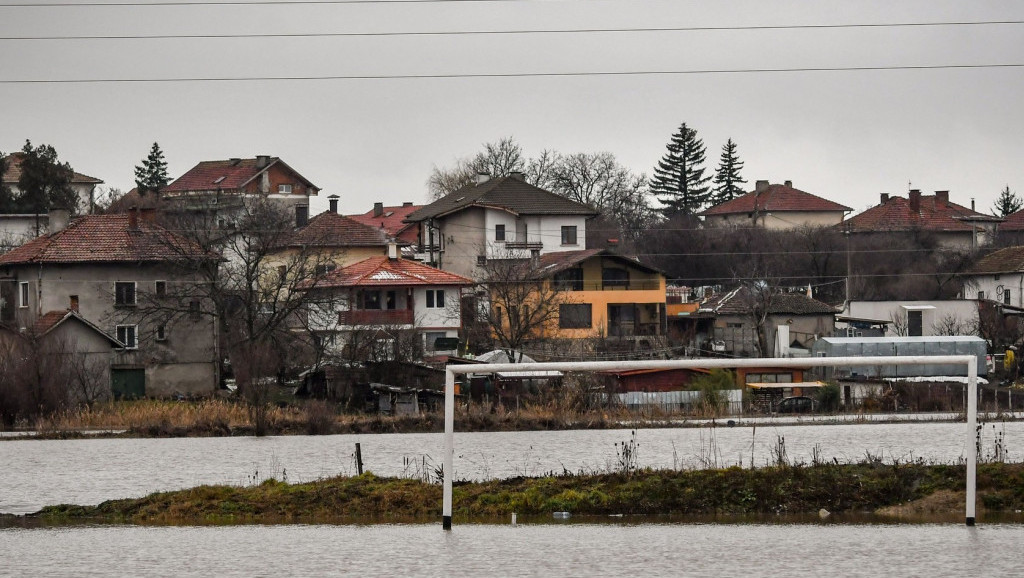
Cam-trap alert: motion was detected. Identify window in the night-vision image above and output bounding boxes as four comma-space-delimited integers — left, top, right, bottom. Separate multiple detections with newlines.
561, 225, 578, 245
19, 282, 29, 308
315, 264, 336, 276
602, 268, 629, 288
278, 184, 293, 194
155, 325, 167, 341
189, 300, 201, 320
477, 255, 487, 266
1005, 289, 1012, 305
554, 267, 584, 291
115, 282, 136, 306
426, 289, 445, 308
995, 274, 1001, 281
116, 325, 138, 349
155, 281, 166, 297
978, 291, 985, 300
295, 205, 309, 227
495, 224, 505, 241
385, 290, 397, 310
559, 303, 592, 329
425, 331, 448, 351
362, 290, 381, 310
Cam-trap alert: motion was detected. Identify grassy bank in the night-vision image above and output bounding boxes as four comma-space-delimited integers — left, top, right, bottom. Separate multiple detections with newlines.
25, 462, 1024, 525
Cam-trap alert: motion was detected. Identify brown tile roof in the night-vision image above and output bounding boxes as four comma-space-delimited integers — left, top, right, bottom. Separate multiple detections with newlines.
703, 287, 837, 315
702, 183, 851, 216
33, 309, 123, 345
348, 203, 421, 244
163, 157, 317, 194
311, 256, 474, 288
107, 187, 163, 213
998, 208, 1024, 232
533, 249, 663, 278
404, 174, 599, 222
2, 152, 103, 185
967, 246, 1024, 274
843, 193, 997, 233
0, 214, 213, 265
288, 211, 393, 248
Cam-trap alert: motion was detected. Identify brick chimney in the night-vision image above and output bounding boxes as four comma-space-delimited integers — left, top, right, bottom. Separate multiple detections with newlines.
909, 189, 922, 213
128, 206, 139, 230
373, 202, 384, 217
784, 180, 793, 188
328, 195, 339, 213
935, 190, 949, 207
755, 180, 769, 193
255, 155, 270, 168
403, 201, 413, 207
880, 193, 889, 204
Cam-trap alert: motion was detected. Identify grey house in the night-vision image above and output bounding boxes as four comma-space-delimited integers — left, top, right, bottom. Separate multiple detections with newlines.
0, 212, 219, 398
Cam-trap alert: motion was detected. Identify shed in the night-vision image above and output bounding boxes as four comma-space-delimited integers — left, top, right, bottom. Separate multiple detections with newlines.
811, 336, 987, 378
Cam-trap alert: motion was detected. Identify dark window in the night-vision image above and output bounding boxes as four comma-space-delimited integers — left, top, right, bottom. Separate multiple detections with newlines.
477, 255, 487, 266
978, 291, 985, 300
495, 224, 505, 241
554, 267, 584, 291
189, 300, 201, 320
386, 291, 397, 310
1005, 289, 1012, 305
295, 205, 309, 227
315, 264, 336, 276
116, 325, 138, 349
155, 325, 167, 341
426, 331, 448, 351
907, 310, 923, 336
602, 268, 629, 288
115, 282, 136, 306
995, 274, 1001, 281
19, 282, 29, 308
426, 289, 445, 308
155, 281, 166, 297
362, 291, 381, 310
561, 225, 578, 245
559, 303, 592, 329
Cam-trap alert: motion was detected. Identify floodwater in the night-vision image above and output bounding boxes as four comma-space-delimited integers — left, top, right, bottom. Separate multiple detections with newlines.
1, 523, 1018, 577
2, 420, 1020, 514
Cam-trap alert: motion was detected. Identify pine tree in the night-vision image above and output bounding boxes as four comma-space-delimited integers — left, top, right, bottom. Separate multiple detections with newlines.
992, 185, 1022, 217
15, 140, 76, 214
650, 123, 711, 217
710, 138, 746, 206
134, 142, 169, 196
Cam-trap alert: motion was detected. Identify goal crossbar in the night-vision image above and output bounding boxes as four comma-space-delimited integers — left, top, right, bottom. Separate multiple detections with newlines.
442, 355, 980, 529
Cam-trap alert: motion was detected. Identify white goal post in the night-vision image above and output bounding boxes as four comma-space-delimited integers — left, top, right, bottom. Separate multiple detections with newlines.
441, 355, 980, 529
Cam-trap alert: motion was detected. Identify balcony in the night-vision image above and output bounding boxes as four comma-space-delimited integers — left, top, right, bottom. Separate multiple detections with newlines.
338, 309, 414, 326
504, 240, 543, 250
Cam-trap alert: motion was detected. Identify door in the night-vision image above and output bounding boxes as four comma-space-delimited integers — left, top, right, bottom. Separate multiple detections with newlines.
907, 310, 923, 336
111, 368, 146, 399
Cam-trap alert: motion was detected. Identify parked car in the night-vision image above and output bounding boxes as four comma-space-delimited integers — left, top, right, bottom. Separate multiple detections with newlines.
776, 396, 817, 414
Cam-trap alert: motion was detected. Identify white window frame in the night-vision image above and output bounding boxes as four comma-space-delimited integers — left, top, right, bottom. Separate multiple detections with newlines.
278, 184, 293, 194
116, 324, 138, 349
426, 289, 446, 309
19, 281, 29, 308
561, 225, 578, 246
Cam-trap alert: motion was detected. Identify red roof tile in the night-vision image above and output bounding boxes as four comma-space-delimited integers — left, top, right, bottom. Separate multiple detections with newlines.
999, 208, 1024, 232
0, 214, 213, 265
703, 287, 837, 315
1, 152, 103, 185
311, 256, 474, 288
968, 246, 1024, 274
844, 193, 996, 233
163, 157, 316, 194
348, 203, 422, 244
31, 309, 123, 345
288, 211, 393, 247
702, 183, 851, 216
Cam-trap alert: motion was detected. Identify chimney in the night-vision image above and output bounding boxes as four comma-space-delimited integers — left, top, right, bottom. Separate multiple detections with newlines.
935, 190, 949, 207
128, 206, 139, 230
971, 197, 976, 211
48, 208, 69, 233
229, 158, 241, 166
755, 180, 770, 193
474, 172, 491, 185
255, 155, 270, 168
784, 180, 793, 188
328, 195, 339, 213
403, 201, 413, 207
509, 171, 526, 181
880, 193, 889, 204
387, 241, 398, 260
373, 202, 384, 217
909, 189, 921, 213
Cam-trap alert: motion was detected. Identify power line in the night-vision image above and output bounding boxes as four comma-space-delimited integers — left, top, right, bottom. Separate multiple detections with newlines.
4, 20, 1021, 41
2, 63, 1021, 84
0, 0, 539, 7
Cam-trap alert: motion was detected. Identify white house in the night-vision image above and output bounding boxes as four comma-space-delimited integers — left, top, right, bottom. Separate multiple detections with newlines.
963, 246, 1024, 307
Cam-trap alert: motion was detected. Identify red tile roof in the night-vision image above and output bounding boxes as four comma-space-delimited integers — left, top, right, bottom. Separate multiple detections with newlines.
311, 256, 474, 288
999, 208, 1024, 232
0, 214, 213, 265
163, 157, 317, 194
967, 246, 1024, 274
32, 309, 123, 345
288, 211, 393, 247
534, 249, 664, 278
702, 183, 851, 216
2, 152, 103, 185
844, 193, 996, 233
348, 203, 421, 244
703, 287, 837, 315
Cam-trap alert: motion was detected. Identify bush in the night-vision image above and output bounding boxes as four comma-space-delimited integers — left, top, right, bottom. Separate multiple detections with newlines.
816, 383, 841, 412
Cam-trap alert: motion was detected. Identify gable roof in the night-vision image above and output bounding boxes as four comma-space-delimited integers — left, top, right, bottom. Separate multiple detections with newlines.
348, 203, 421, 244
533, 249, 664, 279
702, 287, 837, 316
310, 256, 474, 288
404, 174, 599, 222
998, 208, 1024, 232
702, 183, 851, 216
2, 151, 103, 185
33, 309, 124, 346
967, 246, 1024, 274
844, 192, 997, 233
163, 157, 317, 194
287, 210, 393, 248
0, 214, 212, 265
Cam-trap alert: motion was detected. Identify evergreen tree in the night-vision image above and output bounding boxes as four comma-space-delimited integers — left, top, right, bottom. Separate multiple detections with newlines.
134, 142, 169, 196
15, 140, 76, 214
992, 185, 1022, 217
650, 123, 710, 217
711, 138, 746, 206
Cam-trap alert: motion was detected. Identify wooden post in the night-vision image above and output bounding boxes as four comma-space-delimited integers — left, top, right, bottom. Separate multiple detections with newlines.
355, 442, 363, 475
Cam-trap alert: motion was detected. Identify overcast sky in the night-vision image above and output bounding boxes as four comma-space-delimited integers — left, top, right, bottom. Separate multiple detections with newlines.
2, 0, 1023, 218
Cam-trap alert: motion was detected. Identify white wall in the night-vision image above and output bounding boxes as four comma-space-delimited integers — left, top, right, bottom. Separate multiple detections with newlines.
965, 273, 1024, 308
844, 300, 979, 336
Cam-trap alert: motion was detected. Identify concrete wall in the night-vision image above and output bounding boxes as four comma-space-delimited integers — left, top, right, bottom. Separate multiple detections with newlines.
704, 210, 845, 229
845, 300, 979, 337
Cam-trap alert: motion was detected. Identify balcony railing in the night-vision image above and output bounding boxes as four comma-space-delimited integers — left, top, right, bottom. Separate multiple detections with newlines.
504, 240, 544, 250
338, 309, 414, 326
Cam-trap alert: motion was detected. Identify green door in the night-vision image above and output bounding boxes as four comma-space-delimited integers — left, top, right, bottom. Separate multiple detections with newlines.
111, 368, 146, 399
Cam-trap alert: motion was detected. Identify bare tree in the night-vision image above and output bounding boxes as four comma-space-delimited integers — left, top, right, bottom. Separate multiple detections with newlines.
427, 136, 526, 199
931, 313, 973, 336
888, 309, 909, 336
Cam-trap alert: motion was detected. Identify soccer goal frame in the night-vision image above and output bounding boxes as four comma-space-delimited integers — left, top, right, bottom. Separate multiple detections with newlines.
441, 355, 981, 529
